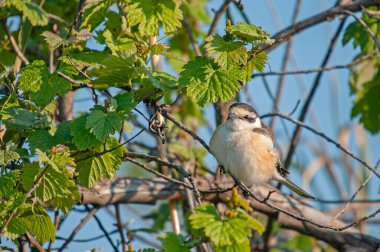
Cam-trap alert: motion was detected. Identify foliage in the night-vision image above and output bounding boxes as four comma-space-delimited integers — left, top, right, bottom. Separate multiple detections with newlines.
189, 189, 264, 252
342, 8, 380, 133
0, 0, 378, 251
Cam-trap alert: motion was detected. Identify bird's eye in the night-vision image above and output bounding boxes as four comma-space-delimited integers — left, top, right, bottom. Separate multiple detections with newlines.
244, 115, 249, 119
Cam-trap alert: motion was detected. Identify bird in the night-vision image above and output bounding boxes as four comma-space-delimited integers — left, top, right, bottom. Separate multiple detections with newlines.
209, 103, 315, 199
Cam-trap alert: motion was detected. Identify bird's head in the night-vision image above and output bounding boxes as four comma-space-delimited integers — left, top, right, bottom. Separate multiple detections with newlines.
227, 103, 261, 130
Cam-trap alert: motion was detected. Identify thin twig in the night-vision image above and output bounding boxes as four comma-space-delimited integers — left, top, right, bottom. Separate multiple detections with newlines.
123, 153, 232, 194
283, 19, 346, 170
263, 0, 379, 53
125, 157, 192, 189
233, 175, 380, 231
341, 10, 380, 51
0, 167, 48, 234
207, 0, 232, 37
57, 207, 98, 252
333, 160, 380, 220
161, 109, 211, 152
182, 15, 202, 56
88, 208, 118, 252
252, 50, 378, 78
57, 71, 94, 88
261, 112, 380, 179
26, 232, 45, 252
1, 20, 30, 66
115, 204, 127, 251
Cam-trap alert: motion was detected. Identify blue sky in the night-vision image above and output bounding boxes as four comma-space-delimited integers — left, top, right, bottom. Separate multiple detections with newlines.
4, 0, 380, 251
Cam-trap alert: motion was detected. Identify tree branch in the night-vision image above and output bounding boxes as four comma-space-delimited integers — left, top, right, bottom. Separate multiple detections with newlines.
78, 177, 380, 251
263, 0, 380, 53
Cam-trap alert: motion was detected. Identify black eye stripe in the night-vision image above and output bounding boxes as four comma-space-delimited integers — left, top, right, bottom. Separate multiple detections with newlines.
241, 115, 256, 123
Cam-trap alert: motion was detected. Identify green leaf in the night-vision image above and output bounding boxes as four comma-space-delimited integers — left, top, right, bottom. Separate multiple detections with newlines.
21, 162, 40, 192
21, 204, 56, 243
81, 0, 111, 30
41, 31, 67, 49
86, 109, 122, 142
18, 60, 72, 106
1, 106, 50, 130
126, 0, 183, 36
189, 203, 262, 252
0, 170, 20, 198
159, 232, 191, 252
88, 55, 138, 88
342, 12, 380, 53
178, 57, 241, 106
6, 0, 49, 26
103, 29, 137, 56
76, 138, 124, 187
225, 22, 273, 44
205, 34, 247, 70
351, 70, 380, 133
0, 149, 20, 167
114, 92, 137, 114
71, 115, 102, 150
28, 129, 55, 152
54, 121, 74, 146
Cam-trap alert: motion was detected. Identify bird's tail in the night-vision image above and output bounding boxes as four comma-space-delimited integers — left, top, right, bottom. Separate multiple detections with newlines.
274, 177, 315, 199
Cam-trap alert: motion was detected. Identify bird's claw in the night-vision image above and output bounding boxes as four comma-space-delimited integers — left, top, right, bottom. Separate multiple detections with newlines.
242, 189, 250, 198
218, 165, 225, 175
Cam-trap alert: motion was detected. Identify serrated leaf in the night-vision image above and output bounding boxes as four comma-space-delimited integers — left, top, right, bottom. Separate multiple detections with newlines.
76, 138, 123, 187
151, 43, 170, 55
103, 29, 137, 56
81, 0, 111, 30
54, 121, 74, 146
178, 57, 241, 106
1, 106, 50, 130
18, 60, 72, 106
205, 34, 247, 70
86, 110, 122, 141
159, 232, 191, 252
88, 55, 138, 88
6, 0, 49, 26
28, 129, 55, 152
0, 170, 20, 198
225, 22, 273, 44
342, 12, 380, 53
126, 0, 183, 36
189, 203, 261, 251
71, 115, 102, 150
21, 162, 40, 192
21, 204, 55, 243
42, 31, 68, 49
114, 92, 136, 114
0, 149, 20, 166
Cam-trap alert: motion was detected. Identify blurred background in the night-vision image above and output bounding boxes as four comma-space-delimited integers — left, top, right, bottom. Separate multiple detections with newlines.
3, 0, 380, 251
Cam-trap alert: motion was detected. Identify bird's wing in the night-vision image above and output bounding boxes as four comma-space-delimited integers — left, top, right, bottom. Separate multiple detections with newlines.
252, 124, 289, 176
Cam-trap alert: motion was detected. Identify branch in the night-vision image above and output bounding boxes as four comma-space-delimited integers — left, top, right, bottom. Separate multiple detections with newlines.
261, 112, 380, 179
282, 19, 346, 170
161, 109, 211, 152
341, 9, 380, 51
263, 0, 380, 53
252, 50, 378, 78
78, 177, 380, 251
207, 0, 232, 37
57, 207, 98, 252
26, 232, 45, 252
1, 20, 30, 66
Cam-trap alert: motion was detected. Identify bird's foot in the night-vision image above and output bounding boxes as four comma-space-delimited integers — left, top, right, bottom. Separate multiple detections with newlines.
242, 189, 250, 199
218, 165, 225, 175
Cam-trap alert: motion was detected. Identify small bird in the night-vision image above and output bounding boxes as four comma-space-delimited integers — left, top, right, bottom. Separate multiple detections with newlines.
210, 103, 315, 199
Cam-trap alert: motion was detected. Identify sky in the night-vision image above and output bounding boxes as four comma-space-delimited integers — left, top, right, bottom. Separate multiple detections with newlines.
4, 0, 380, 251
